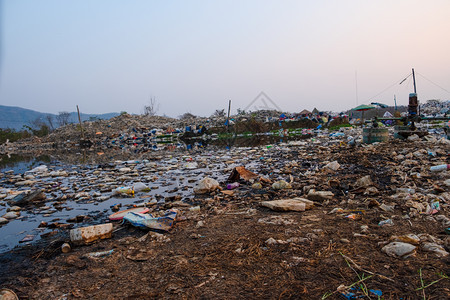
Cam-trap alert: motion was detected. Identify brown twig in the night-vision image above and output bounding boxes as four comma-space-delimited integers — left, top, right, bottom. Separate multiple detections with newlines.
340, 252, 394, 282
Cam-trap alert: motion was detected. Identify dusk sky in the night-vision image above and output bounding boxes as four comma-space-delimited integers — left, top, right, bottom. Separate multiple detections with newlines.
1, 0, 449, 117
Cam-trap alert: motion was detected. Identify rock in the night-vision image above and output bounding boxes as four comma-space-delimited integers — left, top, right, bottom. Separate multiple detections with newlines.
0, 217, 9, 225
356, 175, 373, 188
380, 203, 395, 212
2, 211, 20, 219
261, 198, 314, 212
422, 242, 449, 257
29, 165, 48, 173
49, 170, 68, 177
272, 180, 292, 190
15, 180, 36, 186
251, 182, 262, 189
364, 187, 379, 195
382, 242, 416, 258
444, 179, 450, 188
7, 206, 22, 212
194, 178, 220, 194
133, 182, 150, 192
8, 190, 46, 207
407, 134, 420, 141
307, 190, 333, 201
324, 161, 340, 171
265, 237, 278, 245
257, 216, 296, 225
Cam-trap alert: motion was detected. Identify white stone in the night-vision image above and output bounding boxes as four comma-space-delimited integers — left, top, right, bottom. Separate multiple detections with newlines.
2, 211, 20, 219
261, 198, 314, 212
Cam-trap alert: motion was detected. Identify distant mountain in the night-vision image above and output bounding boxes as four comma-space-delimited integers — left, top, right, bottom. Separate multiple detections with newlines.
0, 105, 120, 130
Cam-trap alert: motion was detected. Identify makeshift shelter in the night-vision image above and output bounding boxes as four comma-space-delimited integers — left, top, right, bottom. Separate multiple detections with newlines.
352, 104, 376, 123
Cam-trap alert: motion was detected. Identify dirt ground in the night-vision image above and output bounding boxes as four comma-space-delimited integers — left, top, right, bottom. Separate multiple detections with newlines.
1, 206, 449, 299
1, 139, 449, 299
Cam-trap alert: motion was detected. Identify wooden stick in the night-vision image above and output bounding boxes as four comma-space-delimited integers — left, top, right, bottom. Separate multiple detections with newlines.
77, 105, 84, 140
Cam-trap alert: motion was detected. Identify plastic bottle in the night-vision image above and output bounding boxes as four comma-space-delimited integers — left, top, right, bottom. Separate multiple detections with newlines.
226, 182, 240, 190
61, 243, 71, 253
113, 187, 135, 196
430, 164, 450, 172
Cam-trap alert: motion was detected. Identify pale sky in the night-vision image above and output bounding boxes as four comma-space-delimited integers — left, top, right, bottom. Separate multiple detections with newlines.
0, 0, 449, 117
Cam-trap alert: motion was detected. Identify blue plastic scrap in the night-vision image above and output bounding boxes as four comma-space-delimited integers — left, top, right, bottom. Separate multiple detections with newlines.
123, 210, 177, 232
340, 287, 382, 299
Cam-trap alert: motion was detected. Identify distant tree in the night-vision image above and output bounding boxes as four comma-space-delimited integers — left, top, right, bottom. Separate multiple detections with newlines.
57, 111, 70, 127
88, 116, 100, 121
0, 128, 32, 144
24, 118, 50, 137
212, 109, 226, 118
179, 112, 197, 120
143, 97, 159, 116
45, 115, 55, 131
120, 111, 128, 115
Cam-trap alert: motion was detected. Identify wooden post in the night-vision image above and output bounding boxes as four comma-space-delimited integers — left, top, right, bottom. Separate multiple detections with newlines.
77, 105, 84, 140
226, 100, 231, 132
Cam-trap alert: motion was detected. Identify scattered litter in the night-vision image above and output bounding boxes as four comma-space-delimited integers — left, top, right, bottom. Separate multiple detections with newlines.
382, 242, 416, 258
261, 198, 314, 212
227, 166, 258, 182
194, 177, 221, 194
123, 210, 177, 231
109, 207, 150, 221
70, 223, 113, 245
83, 249, 114, 258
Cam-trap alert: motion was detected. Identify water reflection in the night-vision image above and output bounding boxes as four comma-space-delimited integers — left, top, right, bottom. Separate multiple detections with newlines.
0, 154, 51, 174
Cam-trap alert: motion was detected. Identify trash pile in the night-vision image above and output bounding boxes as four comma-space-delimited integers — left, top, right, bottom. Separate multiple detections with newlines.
0, 112, 449, 298
420, 99, 450, 116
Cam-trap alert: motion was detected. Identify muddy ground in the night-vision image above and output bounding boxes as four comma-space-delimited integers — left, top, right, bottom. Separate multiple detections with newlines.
1, 138, 449, 299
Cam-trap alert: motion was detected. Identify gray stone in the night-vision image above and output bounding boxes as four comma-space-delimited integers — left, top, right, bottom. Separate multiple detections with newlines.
2, 211, 20, 219
307, 190, 333, 201
261, 198, 314, 212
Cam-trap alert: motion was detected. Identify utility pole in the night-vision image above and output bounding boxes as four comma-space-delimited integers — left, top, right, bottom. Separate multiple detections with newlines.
226, 100, 231, 132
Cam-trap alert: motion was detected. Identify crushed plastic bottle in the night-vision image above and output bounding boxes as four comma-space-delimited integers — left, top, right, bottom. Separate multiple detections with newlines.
378, 219, 394, 226
430, 164, 450, 172
226, 182, 240, 190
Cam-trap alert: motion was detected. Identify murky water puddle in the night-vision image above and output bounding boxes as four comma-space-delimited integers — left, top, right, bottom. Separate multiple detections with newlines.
0, 154, 252, 253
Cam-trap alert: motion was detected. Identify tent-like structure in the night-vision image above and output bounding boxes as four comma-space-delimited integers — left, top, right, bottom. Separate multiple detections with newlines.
298, 109, 312, 115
